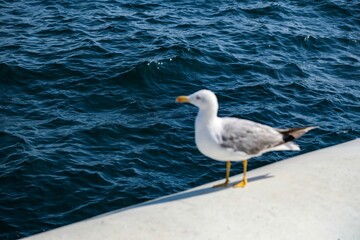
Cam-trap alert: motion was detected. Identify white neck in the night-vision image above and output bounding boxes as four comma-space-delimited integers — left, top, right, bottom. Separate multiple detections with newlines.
196, 105, 218, 126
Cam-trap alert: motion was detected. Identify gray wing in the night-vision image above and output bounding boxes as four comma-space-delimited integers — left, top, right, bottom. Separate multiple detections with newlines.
219, 118, 284, 155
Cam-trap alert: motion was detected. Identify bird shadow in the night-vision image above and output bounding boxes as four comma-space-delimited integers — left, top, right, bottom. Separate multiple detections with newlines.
97, 173, 274, 218
247, 173, 274, 183
138, 173, 274, 208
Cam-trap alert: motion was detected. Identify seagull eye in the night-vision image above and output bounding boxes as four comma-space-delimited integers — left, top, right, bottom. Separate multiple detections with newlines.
196, 96, 201, 100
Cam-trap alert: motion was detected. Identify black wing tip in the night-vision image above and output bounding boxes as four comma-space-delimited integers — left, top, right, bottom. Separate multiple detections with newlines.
282, 126, 318, 143
283, 134, 295, 143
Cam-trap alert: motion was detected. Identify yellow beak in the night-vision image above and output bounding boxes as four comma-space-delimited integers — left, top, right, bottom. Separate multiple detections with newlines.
176, 96, 190, 103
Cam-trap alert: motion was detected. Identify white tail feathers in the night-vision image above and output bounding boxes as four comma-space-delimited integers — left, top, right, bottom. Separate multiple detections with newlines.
283, 142, 300, 151
268, 142, 300, 152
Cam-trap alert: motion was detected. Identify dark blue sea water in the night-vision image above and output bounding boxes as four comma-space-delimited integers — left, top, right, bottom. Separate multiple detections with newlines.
0, 0, 359, 239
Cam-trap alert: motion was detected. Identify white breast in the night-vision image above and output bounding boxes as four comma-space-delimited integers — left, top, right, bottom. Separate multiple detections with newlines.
195, 115, 250, 161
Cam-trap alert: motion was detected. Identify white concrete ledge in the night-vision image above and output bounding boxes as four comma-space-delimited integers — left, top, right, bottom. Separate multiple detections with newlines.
23, 139, 360, 240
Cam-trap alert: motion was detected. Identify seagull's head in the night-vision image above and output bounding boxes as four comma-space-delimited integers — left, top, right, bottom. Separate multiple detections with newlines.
176, 89, 218, 111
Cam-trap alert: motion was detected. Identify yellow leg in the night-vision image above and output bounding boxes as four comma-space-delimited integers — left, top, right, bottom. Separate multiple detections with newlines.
213, 161, 231, 188
234, 160, 248, 188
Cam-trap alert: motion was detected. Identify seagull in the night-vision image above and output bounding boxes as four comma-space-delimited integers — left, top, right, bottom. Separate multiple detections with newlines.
176, 89, 317, 188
